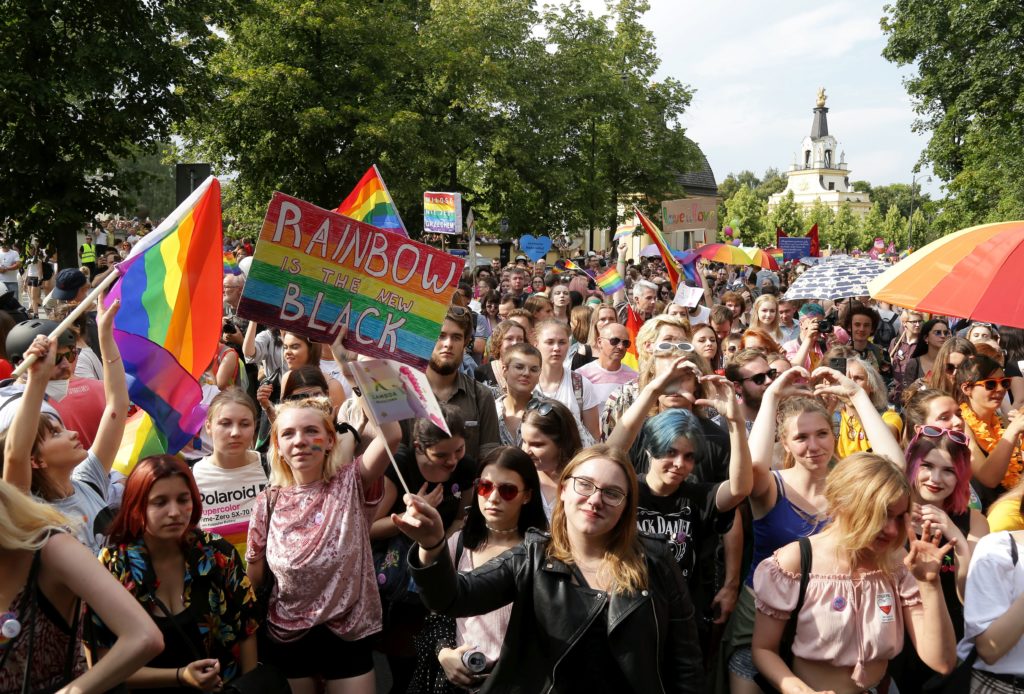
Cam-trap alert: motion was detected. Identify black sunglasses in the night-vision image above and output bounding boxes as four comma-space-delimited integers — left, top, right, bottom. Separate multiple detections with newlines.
526, 398, 555, 416
605, 337, 632, 348
738, 368, 778, 386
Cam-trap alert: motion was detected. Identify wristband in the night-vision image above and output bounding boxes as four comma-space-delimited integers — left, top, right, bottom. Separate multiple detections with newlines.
419, 535, 446, 551
176, 667, 184, 686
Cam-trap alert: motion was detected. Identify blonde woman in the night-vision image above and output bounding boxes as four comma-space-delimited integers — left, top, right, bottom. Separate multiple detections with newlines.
246, 397, 400, 693
0, 480, 162, 693
396, 444, 705, 693
748, 294, 783, 343
752, 454, 957, 693
587, 303, 620, 353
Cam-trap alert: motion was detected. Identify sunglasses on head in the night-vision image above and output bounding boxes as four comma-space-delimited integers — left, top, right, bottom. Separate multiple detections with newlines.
448, 306, 470, 317
605, 337, 632, 348
739, 368, 778, 386
972, 377, 1011, 391
526, 398, 555, 416
651, 341, 694, 354
475, 478, 523, 501
912, 425, 969, 446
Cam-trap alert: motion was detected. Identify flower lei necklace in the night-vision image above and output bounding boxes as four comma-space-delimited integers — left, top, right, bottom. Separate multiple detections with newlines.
961, 403, 1023, 490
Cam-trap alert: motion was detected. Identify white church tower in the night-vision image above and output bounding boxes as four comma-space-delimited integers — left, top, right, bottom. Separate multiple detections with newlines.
769, 89, 871, 216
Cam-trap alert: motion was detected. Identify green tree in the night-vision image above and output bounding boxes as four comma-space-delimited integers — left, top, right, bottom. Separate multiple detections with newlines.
723, 185, 767, 246
767, 190, 804, 237
906, 208, 929, 248
859, 202, 885, 249
882, 0, 1024, 228
805, 198, 835, 243
0, 0, 228, 260
827, 201, 861, 252
882, 204, 907, 249
756, 168, 787, 200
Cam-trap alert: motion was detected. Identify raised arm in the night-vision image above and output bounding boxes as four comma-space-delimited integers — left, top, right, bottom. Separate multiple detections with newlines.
695, 375, 752, 510
90, 299, 128, 472
242, 320, 259, 361
605, 357, 699, 452
748, 367, 810, 502
358, 419, 402, 490
3, 336, 54, 492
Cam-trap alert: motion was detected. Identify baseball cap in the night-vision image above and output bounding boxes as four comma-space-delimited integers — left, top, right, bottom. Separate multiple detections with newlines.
51, 269, 88, 301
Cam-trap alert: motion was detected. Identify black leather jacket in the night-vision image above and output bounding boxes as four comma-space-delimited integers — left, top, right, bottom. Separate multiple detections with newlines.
408, 529, 704, 693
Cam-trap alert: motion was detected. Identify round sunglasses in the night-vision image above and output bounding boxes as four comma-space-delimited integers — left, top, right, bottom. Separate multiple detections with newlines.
475, 478, 523, 501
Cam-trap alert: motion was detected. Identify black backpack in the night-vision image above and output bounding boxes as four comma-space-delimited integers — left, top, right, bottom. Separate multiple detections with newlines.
875, 313, 899, 349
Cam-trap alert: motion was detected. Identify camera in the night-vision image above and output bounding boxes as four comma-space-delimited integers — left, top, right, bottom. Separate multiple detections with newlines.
816, 317, 834, 334
222, 320, 238, 335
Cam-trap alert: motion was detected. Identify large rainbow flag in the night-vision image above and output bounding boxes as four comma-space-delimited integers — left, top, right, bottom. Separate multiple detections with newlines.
335, 164, 408, 237
635, 205, 682, 291
105, 178, 223, 462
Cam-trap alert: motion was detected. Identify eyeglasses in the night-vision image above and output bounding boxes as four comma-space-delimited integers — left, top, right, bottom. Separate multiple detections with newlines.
55, 348, 80, 364
972, 377, 1011, 391
739, 368, 778, 386
526, 398, 555, 416
931, 329, 950, 337
906, 319, 922, 325
911, 425, 969, 446
604, 337, 632, 348
283, 391, 326, 402
651, 341, 694, 354
475, 478, 523, 501
944, 362, 960, 374
568, 476, 626, 507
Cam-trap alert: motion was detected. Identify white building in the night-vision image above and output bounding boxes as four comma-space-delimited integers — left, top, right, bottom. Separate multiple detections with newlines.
768, 89, 871, 216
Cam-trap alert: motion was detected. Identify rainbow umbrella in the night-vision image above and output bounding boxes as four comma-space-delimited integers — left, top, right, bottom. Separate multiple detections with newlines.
697, 243, 754, 266
741, 247, 780, 271
867, 221, 1024, 328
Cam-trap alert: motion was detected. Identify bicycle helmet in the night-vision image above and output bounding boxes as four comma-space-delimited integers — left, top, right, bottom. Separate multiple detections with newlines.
6, 319, 77, 365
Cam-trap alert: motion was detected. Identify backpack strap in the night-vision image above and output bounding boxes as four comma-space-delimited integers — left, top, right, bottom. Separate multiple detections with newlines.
795, 536, 812, 613
571, 371, 584, 412
1010, 532, 1019, 567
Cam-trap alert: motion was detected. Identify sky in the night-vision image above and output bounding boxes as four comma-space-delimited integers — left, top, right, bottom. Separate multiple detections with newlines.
567, 0, 941, 197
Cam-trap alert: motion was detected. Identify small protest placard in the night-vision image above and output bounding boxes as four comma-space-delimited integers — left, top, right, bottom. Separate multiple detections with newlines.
348, 359, 450, 435
237, 193, 465, 370
779, 236, 812, 261
673, 284, 704, 308
424, 192, 462, 235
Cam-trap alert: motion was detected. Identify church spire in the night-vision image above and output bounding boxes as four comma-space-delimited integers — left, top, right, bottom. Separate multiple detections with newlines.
811, 87, 829, 139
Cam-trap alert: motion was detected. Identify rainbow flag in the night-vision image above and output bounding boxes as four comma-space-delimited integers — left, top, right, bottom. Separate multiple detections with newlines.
555, 258, 587, 275
614, 222, 636, 242
335, 164, 408, 237
223, 250, 241, 275
622, 304, 642, 371
112, 410, 170, 476
105, 177, 223, 458
596, 267, 625, 295
634, 205, 682, 291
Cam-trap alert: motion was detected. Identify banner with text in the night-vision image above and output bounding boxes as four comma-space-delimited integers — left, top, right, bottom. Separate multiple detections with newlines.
237, 193, 465, 370
778, 236, 812, 261
424, 191, 462, 235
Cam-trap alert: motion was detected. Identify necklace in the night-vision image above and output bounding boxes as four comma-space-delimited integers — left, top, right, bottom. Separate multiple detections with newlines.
486, 524, 518, 535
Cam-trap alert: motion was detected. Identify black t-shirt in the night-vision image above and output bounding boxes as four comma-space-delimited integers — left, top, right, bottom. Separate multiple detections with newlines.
637, 479, 732, 594
384, 444, 476, 530
629, 412, 731, 483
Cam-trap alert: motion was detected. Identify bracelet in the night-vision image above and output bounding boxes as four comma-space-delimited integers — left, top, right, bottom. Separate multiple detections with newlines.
176, 667, 183, 686
419, 535, 446, 551
104, 354, 121, 365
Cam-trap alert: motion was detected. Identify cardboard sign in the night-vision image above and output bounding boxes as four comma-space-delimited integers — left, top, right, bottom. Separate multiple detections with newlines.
349, 359, 450, 434
519, 235, 551, 261
424, 191, 462, 235
237, 193, 465, 370
673, 285, 704, 308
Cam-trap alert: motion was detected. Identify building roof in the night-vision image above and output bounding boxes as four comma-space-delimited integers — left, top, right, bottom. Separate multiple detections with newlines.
674, 140, 718, 197
811, 106, 829, 139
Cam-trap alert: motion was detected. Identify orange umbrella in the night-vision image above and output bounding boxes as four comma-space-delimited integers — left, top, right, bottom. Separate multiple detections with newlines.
867, 221, 1024, 327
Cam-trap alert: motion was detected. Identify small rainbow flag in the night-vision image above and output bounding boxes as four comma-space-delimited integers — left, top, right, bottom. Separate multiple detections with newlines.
614, 222, 636, 242
112, 410, 170, 476
335, 164, 408, 237
105, 177, 223, 458
635, 205, 682, 291
555, 258, 587, 275
223, 250, 241, 275
596, 267, 625, 295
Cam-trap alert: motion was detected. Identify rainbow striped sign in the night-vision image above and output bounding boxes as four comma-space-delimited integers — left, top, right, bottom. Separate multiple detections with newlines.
424, 191, 462, 235
237, 193, 465, 370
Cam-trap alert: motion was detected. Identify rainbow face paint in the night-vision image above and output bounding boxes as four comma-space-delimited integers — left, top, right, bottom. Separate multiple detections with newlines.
310, 436, 325, 453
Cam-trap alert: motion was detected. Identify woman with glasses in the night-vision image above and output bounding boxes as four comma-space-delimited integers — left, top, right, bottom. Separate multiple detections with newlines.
889, 424, 989, 693
1, 300, 127, 555
472, 289, 502, 364
532, 320, 601, 442
967, 322, 999, 346
902, 387, 967, 445
495, 343, 542, 447
902, 319, 952, 389
397, 444, 706, 693
923, 337, 976, 397
956, 355, 1024, 511
520, 398, 583, 520
371, 406, 473, 691
835, 357, 904, 458
412, 447, 548, 692
474, 320, 527, 399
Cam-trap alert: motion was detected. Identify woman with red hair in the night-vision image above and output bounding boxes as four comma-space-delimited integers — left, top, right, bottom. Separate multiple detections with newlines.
89, 455, 260, 691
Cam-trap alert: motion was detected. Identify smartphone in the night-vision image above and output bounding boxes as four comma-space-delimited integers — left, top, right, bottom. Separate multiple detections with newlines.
260, 374, 281, 403
828, 357, 847, 374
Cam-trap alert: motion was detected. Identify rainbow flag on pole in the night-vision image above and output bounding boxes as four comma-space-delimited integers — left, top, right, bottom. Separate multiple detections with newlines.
223, 250, 241, 275
614, 222, 636, 242
596, 267, 625, 295
335, 164, 408, 237
635, 205, 682, 291
105, 177, 223, 462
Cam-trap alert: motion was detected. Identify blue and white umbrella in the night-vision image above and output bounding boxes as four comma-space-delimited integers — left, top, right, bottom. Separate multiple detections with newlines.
784, 257, 887, 301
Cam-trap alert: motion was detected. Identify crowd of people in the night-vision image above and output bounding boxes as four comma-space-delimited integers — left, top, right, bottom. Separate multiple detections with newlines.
3, 229, 1024, 694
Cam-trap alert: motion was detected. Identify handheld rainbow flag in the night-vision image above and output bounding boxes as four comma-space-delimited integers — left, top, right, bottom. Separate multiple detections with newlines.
105, 177, 223, 460
335, 164, 408, 237
223, 250, 241, 275
622, 304, 642, 371
634, 205, 682, 291
614, 222, 637, 242
596, 267, 625, 295
555, 258, 588, 275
